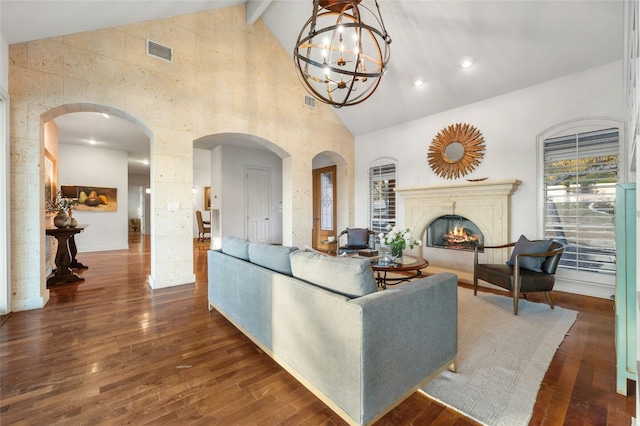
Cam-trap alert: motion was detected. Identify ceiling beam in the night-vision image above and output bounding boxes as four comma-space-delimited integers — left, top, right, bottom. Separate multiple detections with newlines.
246, 0, 272, 25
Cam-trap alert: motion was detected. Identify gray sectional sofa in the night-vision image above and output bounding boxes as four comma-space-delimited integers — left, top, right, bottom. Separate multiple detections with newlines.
208, 236, 458, 426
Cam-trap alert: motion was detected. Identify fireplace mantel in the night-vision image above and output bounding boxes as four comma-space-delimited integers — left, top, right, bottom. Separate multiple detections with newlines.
395, 178, 522, 200
396, 179, 522, 282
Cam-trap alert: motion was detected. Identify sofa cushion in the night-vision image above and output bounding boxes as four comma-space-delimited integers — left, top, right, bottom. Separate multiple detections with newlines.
248, 242, 298, 276
507, 235, 553, 272
290, 250, 376, 298
221, 236, 250, 260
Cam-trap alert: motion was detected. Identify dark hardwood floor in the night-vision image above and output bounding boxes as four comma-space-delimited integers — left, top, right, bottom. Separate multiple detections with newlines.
0, 233, 635, 425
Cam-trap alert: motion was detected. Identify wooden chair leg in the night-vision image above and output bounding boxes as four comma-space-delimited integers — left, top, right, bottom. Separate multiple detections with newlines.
513, 291, 519, 315
544, 291, 555, 309
473, 276, 478, 295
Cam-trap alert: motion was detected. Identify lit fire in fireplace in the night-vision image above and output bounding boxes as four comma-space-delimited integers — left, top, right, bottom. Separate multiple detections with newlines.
442, 224, 480, 249
427, 214, 483, 251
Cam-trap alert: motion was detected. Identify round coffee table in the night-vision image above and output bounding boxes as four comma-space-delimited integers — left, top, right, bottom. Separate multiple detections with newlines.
371, 256, 429, 289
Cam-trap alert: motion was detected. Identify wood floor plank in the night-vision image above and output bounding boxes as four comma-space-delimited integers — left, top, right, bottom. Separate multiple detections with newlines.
0, 233, 635, 425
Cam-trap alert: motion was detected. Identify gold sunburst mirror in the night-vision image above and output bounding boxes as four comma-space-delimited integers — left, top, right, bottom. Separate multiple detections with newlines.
427, 123, 486, 179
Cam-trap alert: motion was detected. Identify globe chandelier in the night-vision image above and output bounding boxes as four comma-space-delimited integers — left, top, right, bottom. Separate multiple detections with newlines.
293, 0, 392, 108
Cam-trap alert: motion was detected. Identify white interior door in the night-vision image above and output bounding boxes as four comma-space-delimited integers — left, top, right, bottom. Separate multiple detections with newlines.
246, 167, 270, 243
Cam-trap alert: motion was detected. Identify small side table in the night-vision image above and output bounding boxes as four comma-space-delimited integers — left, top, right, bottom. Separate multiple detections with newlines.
322, 240, 338, 255
46, 225, 88, 286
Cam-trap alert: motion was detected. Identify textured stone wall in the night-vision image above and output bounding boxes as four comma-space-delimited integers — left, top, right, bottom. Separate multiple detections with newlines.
8, 6, 354, 310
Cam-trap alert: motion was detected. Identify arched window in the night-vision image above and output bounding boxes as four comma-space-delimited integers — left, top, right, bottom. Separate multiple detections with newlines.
539, 118, 625, 282
368, 161, 396, 239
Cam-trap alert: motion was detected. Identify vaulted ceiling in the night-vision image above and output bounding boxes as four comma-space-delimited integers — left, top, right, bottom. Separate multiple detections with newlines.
1, 0, 625, 173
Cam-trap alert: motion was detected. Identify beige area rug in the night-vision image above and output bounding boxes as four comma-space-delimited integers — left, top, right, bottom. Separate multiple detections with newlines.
419, 287, 578, 426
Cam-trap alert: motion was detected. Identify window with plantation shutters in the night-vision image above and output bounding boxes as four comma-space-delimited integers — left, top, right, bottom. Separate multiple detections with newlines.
369, 163, 396, 241
543, 127, 619, 275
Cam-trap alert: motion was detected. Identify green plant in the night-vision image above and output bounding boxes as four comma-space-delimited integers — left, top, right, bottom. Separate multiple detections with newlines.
46, 189, 78, 213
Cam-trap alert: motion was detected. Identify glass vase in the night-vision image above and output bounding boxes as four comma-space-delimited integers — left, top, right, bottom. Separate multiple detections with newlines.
390, 244, 403, 259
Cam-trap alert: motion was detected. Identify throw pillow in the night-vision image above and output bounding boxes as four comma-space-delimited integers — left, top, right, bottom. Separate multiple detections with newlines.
507, 235, 553, 272
347, 228, 369, 248
248, 242, 298, 276
290, 250, 377, 298
221, 236, 250, 260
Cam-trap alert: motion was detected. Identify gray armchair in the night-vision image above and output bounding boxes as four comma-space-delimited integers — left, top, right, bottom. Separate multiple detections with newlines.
338, 228, 375, 254
473, 236, 564, 315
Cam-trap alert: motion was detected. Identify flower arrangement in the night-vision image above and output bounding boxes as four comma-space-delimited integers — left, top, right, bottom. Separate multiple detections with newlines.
379, 225, 422, 257
46, 189, 78, 214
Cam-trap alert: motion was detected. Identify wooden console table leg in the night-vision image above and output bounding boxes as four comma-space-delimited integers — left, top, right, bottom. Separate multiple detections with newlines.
46, 227, 87, 286
68, 235, 88, 269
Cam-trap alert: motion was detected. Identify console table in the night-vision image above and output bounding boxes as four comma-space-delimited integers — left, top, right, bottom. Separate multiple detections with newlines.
46, 225, 88, 286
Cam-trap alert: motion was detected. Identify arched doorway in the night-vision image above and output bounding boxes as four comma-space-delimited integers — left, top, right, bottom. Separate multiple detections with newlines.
193, 133, 290, 248
40, 103, 153, 279
312, 151, 349, 252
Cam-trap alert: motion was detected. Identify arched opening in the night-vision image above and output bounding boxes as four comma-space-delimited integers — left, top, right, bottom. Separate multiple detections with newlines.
312, 151, 349, 252
40, 103, 152, 276
193, 133, 290, 248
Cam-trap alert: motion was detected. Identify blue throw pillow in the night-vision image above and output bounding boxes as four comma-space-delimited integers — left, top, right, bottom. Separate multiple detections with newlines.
347, 228, 369, 248
221, 236, 250, 260
507, 235, 553, 272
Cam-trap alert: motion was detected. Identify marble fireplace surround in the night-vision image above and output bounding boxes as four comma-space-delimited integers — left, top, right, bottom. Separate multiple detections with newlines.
396, 179, 522, 283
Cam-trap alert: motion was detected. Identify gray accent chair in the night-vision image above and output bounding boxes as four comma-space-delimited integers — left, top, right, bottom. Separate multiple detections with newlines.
337, 227, 375, 254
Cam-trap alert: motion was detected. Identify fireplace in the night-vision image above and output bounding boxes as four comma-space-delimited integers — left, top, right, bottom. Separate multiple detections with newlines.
395, 179, 521, 283
427, 215, 483, 251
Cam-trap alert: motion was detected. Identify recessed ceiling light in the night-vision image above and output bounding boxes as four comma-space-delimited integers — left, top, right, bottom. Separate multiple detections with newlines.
460, 56, 474, 69
413, 77, 425, 87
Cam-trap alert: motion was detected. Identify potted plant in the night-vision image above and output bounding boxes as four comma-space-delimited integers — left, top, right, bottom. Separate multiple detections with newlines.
46, 189, 78, 228
379, 225, 422, 259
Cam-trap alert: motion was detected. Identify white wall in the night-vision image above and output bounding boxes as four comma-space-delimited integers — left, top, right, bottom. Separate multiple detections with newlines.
355, 61, 628, 298
356, 61, 628, 235
211, 146, 222, 248
129, 173, 150, 234
59, 144, 129, 252
220, 144, 283, 244
193, 148, 211, 238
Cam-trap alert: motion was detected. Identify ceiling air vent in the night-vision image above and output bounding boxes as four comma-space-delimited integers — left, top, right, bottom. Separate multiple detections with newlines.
146, 39, 173, 62
304, 95, 316, 108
